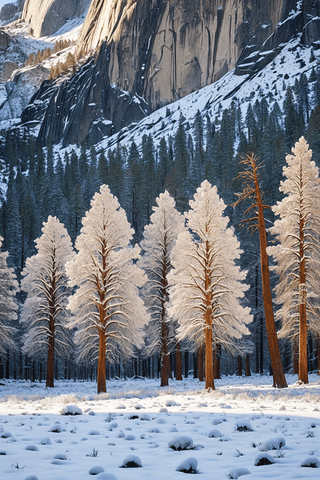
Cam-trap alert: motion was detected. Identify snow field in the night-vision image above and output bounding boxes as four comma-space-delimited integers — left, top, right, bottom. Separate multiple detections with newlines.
0, 375, 320, 479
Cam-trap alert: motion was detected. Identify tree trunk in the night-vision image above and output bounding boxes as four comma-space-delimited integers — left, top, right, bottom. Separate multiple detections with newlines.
97, 328, 106, 393
245, 355, 251, 376
214, 343, 221, 379
299, 205, 308, 384
293, 339, 299, 374
253, 164, 287, 388
237, 356, 242, 376
317, 335, 320, 375
184, 351, 189, 378
46, 308, 55, 388
161, 322, 169, 386
176, 342, 182, 380
198, 345, 204, 381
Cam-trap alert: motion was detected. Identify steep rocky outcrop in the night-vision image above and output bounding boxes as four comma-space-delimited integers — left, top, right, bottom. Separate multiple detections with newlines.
21, 0, 90, 37
0, 1, 25, 22
21, 0, 320, 146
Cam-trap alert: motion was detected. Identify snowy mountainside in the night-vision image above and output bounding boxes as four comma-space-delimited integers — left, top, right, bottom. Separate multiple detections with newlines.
86, 37, 316, 154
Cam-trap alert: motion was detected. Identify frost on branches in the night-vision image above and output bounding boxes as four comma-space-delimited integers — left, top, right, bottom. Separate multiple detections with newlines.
139, 191, 185, 387
66, 184, 148, 393
168, 180, 252, 389
20, 216, 75, 388
0, 236, 18, 356
268, 137, 320, 384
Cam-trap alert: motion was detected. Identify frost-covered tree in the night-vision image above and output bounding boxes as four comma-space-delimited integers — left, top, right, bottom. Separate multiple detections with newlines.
0, 237, 18, 357
20, 216, 74, 387
168, 180, 252, 389
66, 184, 148, 393
139, 191, 185, 386
268, 137, 320, 384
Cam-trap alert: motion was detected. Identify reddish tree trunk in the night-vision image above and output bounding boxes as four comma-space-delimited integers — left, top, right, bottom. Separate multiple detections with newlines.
253, 164, 287, 388
97, 328, 106, 393
198, 345, 204, 382
46, 313, 55, 388
176, 342, 182, 380
205, 239, 214, 389
317, 335, 320, 375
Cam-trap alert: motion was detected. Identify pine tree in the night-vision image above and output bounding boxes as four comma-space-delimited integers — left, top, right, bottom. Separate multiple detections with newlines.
20, 216, 74, 388
168, 180, 252, 389
66, 185, 148, 393
0, 237, 19, 356
268, 137, 320, 384
139, 191, 185, 386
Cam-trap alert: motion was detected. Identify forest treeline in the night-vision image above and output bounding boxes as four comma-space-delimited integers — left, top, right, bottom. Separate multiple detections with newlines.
1, 68, 320, 388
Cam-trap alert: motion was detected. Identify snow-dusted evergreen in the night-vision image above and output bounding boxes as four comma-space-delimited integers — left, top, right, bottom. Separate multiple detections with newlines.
139, 191, 185, 386
168, 180, 252, 389
268, 136, 320, 384
20, 216, 74, 387
0, 236, 18, 356
66, 184, 148, 393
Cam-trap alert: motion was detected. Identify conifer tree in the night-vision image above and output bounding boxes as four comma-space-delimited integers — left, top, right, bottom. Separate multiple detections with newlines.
268, 137, 320, 384
20, 216, 74, 388
139, 191, 185, 386
66, 185, 148, 393
169, 181, 252, 389
0, 237, 19, 356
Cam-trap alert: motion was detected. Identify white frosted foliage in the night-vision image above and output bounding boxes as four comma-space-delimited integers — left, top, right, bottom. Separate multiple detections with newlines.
66, 184, 148, 364
20, 216, 74, 358
139, 191, 185, 356
168, 180, 252, 351
267, 136, 320, 341
0, 236, 19, 355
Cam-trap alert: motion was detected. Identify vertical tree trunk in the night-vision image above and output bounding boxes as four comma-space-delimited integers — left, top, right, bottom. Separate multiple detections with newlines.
317, 334, 320, 375
299, 206, 308, 384
293, 339, 299, 374
253, 164, 287, 388
176, 342, 182, 380
245, 355, 251, 376
214, 344, 221, 379
97, 328, 106, 393
193, 353, 198, 378
198, 345, 204, 382
161, 322, 169, 386
184, 351, 189, 378
46, 309, 55, 388
237, 356, 242, 376
204, 238, 214, 390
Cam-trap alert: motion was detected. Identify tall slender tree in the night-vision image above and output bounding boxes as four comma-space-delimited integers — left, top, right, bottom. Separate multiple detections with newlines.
66, 185, 148, 393
268, 137, 320, 384
20, 216, 74, 387
169, 180, 252, 389
139, 191, 185, 386
234, 153, 288, 388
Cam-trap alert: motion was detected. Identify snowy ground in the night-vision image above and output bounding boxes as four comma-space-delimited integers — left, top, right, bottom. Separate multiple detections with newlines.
0, 374, 320, 479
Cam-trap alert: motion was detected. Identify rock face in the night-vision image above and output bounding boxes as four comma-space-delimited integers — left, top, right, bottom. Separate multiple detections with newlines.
21, 0, 320, 146
21, 0, 90, 37
0, 1, 25, 22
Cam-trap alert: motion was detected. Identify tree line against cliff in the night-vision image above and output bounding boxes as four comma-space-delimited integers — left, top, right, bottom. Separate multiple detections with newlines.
1, 69, 320, 385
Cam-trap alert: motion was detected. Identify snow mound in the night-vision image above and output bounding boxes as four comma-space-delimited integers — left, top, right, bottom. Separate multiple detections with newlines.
300, 456, 320, 468
124, 434, 136, 440
25, 476, 39, 480
208, 429, 222, 438
260, 436, 286, 450
60, 404, 83, 415
176, 457, 198, 474
169, 435, 194, 451
88, 430, 100, 435
25, 444, 39, 451
120, 455, 142, 468
226, 467, 251, 479
89, 466, 105, 475
254, 452, 276, 466
49, 424, 63, 433
1, 431, 12, 438
234, 419, 253, 432
212, 417, 226, 425
39, 437, 51, 445
140, 414, 150, 421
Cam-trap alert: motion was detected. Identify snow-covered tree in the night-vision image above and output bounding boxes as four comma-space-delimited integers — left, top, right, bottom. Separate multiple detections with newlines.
0, 236, 18, 356
168, 180, 252, 389
139, 191, 185, 386
268, 137, 320, 384
66, 184, 148, 393
20, 216, 74, 388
